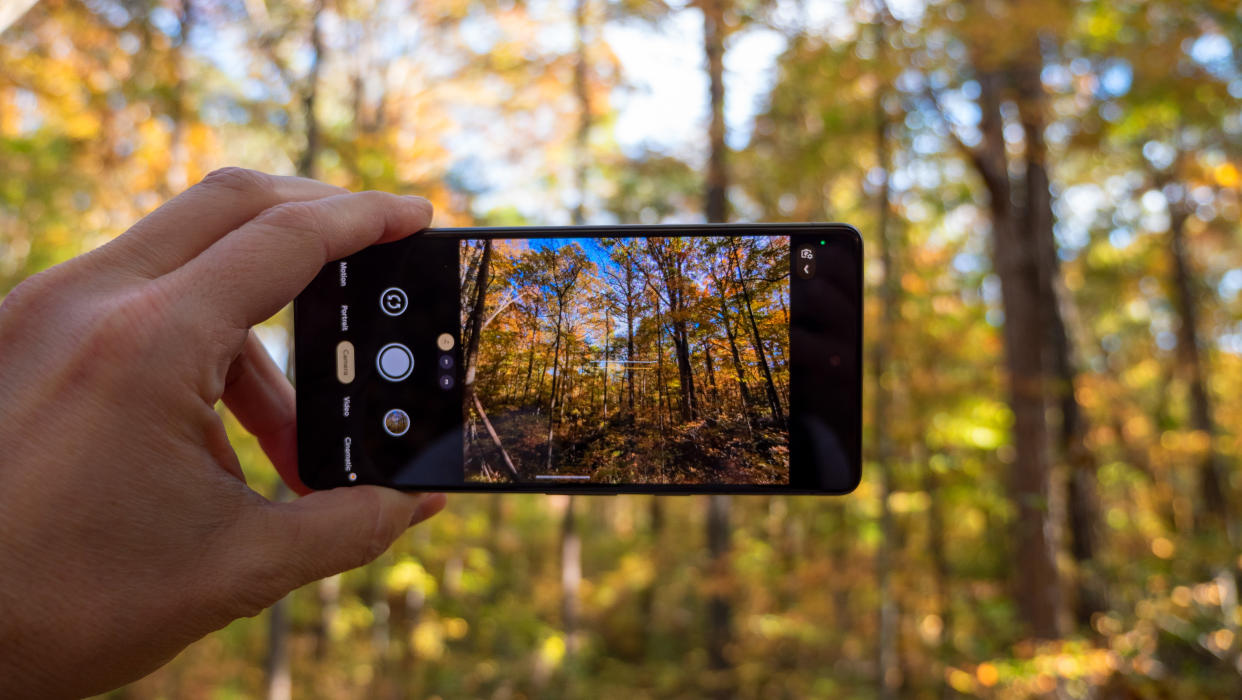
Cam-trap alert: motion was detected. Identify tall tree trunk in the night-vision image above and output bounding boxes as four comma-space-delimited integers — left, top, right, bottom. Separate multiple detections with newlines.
641, 496, 664, 658
728, 242, 785, 427
270, 17, 326, 689
1014, 52, 1104, 629
1165, 175, 1234, 541
536, 345, 550, 406
648, 240, 698, 422
975, 67, 1063, 639
368, 558, 390, 672
561, 496, 582, 657
715, 281, 756, 432
463, 241, 492, 393
265, 486, 292, 700
546, 307, 565, 471
522, 316, 538, 404
603, 309, 610, 419
701, 6, 735, 693
703, 0, 727, 223
166, 0, 192, 195
296, 0, 324, 179
463, 241, 520, 479
870, 28, 900, 695
705, 494, 733, 695
626, 258, 637, 415
653, 294, 669, 430
923, 451, 954, 700
703, 339, 719, 411
572, 0, 591, 226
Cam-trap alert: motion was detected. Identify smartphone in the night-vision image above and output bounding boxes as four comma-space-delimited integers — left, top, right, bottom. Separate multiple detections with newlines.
294, 224, 861, 494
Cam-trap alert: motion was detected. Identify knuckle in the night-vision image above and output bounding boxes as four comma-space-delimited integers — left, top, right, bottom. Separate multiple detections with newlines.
356, 189, 390, 204
250, 201, 330, 261
252, 199, 322, 233
200, 166, 270, 195
0, 269, 58, 322
78, 286, 165, 358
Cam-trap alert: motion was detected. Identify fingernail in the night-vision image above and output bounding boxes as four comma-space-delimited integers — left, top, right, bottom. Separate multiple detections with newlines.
404, 195, 432, 207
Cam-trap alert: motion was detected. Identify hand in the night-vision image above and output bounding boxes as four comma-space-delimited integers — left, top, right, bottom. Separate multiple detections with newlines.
0, 167, 447, 698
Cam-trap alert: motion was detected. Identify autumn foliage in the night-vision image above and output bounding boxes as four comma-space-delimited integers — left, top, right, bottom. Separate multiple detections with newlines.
2, 0, 1241, 697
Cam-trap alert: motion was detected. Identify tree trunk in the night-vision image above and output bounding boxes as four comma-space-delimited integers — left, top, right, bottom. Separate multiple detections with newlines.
626, 260, 637, 415
536, 346, 550, 407
923, 452, 954, 700
368, 559, 390, 669
311, 574, 340, 660
603, 309, 610, 419
296, 0, 324, 179
561, 496, 582, 657
464, 241, 492, 393
703, 0, 727, 223
648, 240, 698, 422
705, 494, 733, 695
1167, 180, 1233, 538
473, 393, 521, 480
463, 241, 522, 479
703, 8, 734, 695
652, 292, 668, 432
728, 241, 785, 427
870, 30, 900, 695
642, 496, 664, 658
1015, 50, 1105, 630
975, 67, 1063, 639
703, 339, 719, 411
268, 26, 326, 688
546, 306, 565, 471
572, 0, 591, 225
266, 481, 293, 700
165, 0, 192, 195
716, 281, 756, 430
522, 316, 539, 404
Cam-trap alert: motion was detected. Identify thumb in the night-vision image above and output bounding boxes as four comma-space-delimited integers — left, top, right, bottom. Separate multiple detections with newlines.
244, 487, 446, 598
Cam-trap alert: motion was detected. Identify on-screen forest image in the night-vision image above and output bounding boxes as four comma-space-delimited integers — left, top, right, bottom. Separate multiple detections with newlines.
460, 235, 790, 485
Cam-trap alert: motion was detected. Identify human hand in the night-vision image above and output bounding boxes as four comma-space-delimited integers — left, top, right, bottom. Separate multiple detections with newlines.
0, 167, 446, 698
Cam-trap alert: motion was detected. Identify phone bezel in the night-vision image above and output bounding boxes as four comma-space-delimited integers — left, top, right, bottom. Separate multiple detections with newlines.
295, 223, 863, 495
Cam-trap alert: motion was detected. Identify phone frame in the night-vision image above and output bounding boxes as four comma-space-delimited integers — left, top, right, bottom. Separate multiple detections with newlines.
295, 223, 863, 495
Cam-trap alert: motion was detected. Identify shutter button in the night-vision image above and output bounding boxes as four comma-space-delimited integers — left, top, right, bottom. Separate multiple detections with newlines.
376, 343, 413, 382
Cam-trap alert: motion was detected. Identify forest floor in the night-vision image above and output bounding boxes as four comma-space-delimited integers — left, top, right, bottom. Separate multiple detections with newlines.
465, 406, 788, 484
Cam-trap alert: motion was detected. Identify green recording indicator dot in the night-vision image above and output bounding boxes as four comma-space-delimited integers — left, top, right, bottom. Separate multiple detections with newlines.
820, 239, 826, 245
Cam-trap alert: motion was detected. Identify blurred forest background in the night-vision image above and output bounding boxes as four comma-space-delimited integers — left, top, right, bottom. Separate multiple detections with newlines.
3, 0, 1242, 697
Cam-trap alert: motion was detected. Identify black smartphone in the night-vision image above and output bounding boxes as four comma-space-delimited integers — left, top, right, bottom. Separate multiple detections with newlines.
294, 224, 861, 494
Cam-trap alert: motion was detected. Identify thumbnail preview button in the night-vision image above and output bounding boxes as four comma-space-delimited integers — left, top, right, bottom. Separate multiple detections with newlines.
376, 343, 414, 382
380, 287, 408, 317
383, 408, 410, 437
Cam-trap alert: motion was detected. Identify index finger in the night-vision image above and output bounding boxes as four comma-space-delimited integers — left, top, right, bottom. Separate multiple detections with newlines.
98, 168, 348, 278
169, 191, 433, 329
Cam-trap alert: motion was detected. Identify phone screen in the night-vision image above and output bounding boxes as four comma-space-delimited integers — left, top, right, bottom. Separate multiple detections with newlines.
295, 225, 861, 494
